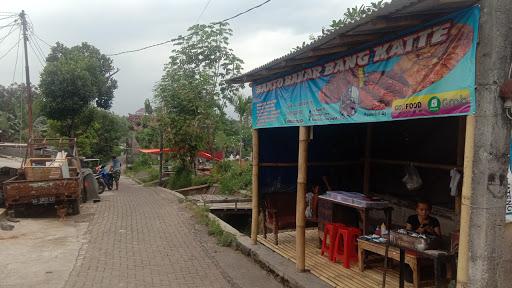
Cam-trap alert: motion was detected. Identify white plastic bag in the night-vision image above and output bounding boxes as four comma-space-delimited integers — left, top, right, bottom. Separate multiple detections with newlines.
402, 164, 423, 191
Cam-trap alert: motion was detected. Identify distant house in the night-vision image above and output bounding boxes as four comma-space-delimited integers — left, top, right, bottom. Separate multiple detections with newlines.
127, 107, 146, 129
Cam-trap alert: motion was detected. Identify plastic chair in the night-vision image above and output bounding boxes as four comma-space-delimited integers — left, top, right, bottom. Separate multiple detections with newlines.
321, 222, 345, 261
333, 226, 362, 268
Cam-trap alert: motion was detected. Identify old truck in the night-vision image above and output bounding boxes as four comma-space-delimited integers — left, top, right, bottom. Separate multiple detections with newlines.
2, 138, 83, 215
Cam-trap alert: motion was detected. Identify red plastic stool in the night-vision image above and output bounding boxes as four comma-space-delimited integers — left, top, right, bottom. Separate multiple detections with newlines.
321, 223, 345, 261
332, 226, 362, 268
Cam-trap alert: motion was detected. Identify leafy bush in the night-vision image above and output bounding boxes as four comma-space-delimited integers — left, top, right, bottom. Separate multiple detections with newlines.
191, 175, 212, 186
131, 153, 154, 172
145, 167, 160, 183
205, 160, 253, 194
166, 165, 193, 190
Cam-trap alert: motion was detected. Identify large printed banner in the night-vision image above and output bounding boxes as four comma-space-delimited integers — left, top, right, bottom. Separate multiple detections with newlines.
252, 6, 480, 128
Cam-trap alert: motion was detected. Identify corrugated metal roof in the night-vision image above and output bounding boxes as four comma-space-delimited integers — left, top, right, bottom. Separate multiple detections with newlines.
228, 0, 477, 84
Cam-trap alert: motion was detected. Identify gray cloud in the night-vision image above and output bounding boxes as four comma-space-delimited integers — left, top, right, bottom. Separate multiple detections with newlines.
0, 0, 374, 115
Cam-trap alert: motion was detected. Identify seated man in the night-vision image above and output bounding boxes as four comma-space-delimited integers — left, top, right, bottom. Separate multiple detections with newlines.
404, 199, 443, 283
406, 199, 441, 237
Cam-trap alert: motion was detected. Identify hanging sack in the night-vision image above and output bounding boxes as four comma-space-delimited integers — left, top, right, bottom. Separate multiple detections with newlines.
402, 164, 423, 191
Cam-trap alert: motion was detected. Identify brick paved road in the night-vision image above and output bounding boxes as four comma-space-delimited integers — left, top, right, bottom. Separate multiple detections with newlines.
64, 178, 282, 288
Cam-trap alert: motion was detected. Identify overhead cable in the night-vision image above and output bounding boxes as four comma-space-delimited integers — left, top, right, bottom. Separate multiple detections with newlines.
195, 0, 213, 24
28, 37, 45, 68
0, 23, 19, 46
107, 0, 271, 56
27, 15, 52, 47
11, 28, 21, 82
0, 35, 21, 61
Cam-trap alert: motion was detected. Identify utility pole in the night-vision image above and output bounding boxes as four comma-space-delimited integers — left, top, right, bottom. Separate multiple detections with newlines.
20, 10, 33, 142
456, 1, 512, 287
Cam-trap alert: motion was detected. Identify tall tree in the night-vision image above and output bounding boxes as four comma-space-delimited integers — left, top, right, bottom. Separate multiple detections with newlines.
155, 70, 218, 169
155, 22, 244, 169
39, 42, 118, 136
169, 22, 244, 105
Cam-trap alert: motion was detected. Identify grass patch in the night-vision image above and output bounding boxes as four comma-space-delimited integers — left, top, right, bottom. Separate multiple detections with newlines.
186, 202, 236, 247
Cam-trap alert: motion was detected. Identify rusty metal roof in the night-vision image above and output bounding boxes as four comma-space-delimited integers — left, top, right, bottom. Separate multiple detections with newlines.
228, 0, 477, 84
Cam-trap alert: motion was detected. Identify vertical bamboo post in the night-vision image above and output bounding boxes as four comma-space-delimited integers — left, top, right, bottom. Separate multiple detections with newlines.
456, 115, 474, 287
296, 126, 309, 271
251, 129, 260, 244
363, 123, 372, 194
455, 117, 466, 215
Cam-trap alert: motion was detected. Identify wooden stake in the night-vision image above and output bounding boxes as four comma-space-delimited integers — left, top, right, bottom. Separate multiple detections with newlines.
363, 123, 372, 194
296, 126, 309, 272
251, 129, 260, 245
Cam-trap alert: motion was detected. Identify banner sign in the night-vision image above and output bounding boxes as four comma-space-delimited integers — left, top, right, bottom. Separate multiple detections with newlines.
252, 6, 480, 128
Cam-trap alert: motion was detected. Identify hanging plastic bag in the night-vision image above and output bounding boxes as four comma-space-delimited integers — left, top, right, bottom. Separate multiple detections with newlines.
402, 164, 423, 191
449, 168, 461, 196
305, 192, 313, 218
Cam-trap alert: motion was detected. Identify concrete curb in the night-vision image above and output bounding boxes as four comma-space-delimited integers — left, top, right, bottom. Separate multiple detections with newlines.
159, 185, 330, 288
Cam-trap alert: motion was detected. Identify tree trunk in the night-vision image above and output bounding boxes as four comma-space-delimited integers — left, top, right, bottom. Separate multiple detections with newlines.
239, 115, 243, 166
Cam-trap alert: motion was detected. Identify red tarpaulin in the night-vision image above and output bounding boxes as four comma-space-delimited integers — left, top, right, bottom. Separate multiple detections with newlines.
138, 148, 223, 161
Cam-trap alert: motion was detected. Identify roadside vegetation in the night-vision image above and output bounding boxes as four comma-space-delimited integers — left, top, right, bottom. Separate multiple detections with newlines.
187, 202, 236, 247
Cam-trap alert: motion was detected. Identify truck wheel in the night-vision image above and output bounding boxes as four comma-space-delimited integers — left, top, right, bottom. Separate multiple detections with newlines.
70, 199, 80, 215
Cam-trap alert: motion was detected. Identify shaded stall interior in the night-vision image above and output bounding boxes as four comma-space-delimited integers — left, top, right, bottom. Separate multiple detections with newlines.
258, 116, 464, 236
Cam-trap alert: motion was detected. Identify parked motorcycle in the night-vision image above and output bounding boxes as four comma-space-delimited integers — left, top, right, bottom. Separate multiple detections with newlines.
95, 174, 106, 194
98, 166, 114, 191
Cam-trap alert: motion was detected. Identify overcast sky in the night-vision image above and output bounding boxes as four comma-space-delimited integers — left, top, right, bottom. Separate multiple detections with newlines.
0, 0, 375, 116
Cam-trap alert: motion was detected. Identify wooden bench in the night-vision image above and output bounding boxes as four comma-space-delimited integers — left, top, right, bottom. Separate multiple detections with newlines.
358, 239, 420, 288
262, 193, 297, 245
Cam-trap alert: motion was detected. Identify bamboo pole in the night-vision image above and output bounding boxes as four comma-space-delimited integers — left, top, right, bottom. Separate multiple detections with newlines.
296, 126, 309, 272
251, 129, 260, 245
456, 115, 474, 288
455, 117, 466, 215
363, 123, 372, 194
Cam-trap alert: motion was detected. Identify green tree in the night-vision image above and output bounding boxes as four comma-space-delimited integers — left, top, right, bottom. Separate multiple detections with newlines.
155, 69, 218, 170
144, 98, 153, 115
169, 22, 244, 105
39, 42, 118, 136
229, 93, 252, 163
154, 22, 244, 170
293, 1, 387, 51
48, 106, 129, 161
0, 83, 42, 142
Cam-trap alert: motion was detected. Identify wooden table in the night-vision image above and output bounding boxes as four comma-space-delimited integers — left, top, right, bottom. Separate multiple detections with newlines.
318, 195, 393, 235
396, 246, 455, 288
358, 239, 420, 288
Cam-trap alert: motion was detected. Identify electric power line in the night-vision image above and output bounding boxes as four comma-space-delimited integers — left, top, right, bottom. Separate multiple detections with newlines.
0, 35, 21, 61
0, 22, 19, 46
27, 35, 45, 68
195, 0, 213, 24
11, 28, 21, 83
215, 0, 270, 23
107, 0, 271, 56
30, 33, 48, 61
0, 19, 18, 30
0, 15, 17, 21
27, 15, 52, 47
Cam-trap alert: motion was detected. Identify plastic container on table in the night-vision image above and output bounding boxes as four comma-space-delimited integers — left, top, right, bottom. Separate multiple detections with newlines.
324, 191, 389, 208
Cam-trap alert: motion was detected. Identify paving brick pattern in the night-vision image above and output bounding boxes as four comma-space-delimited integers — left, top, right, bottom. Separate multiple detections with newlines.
64, 178, 246, 288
